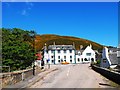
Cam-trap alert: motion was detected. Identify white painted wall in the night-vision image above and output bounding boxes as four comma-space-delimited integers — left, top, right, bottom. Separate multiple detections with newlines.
44, 49, 75, 64
43, 45, 96, 64
100, 47, 111, 68
76, 51, 82, 63
82, 45, 95, 63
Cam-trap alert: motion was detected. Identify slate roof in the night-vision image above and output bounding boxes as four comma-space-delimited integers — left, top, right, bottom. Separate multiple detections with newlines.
108, 47, 118, 52
80, 50, 84, 53
109, 53, 118, 65
118, 48, 120, 51
48, 45, 75, 50
118, 57, 120, 64
75, 50, 81, 55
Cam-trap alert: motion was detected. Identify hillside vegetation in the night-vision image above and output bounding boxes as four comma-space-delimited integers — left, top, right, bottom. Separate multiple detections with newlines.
35, 34, 104, 51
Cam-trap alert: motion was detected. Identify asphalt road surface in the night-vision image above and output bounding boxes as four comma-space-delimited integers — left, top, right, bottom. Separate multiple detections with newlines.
30, 64, 114, 88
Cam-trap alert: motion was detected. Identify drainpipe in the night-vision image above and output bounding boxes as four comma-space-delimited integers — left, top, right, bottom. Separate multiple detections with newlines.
54, 49, 55, 64
74, 49, 76, 64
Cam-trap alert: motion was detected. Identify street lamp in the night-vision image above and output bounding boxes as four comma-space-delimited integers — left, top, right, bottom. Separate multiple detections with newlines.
30, 30, 36, 76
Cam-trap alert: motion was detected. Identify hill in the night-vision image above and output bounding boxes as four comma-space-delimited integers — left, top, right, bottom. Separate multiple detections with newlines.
35, 34, 104, 51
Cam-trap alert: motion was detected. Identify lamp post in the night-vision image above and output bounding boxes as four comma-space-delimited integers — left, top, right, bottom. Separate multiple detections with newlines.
30, 30, 35, 76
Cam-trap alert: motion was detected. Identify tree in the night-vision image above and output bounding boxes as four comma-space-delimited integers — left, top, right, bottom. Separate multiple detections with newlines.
2, 28, 36, 71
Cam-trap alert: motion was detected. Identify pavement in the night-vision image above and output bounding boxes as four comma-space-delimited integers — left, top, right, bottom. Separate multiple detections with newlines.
2, 65, 59, 89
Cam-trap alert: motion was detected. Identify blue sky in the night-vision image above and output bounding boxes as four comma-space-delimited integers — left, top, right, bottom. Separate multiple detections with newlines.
2, 2, 118, 47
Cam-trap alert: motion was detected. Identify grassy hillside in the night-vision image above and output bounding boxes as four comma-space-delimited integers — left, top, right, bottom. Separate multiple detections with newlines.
35, 34, 104, 51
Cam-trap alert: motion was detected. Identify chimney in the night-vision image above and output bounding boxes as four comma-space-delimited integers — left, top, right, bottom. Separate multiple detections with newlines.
53, 42, 55, 46
44, 43, 47, 50
90, 44, 92, 48
73, 42, 75, 48
80, 45, 83, 50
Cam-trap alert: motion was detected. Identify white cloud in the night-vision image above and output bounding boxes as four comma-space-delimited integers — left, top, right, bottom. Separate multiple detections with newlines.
21, 9, 27, 16
21, 2, 34, 16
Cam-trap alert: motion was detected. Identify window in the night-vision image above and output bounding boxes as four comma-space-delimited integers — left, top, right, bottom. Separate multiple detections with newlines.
38, 62, 40, 65
58, 56, 60, 59
58, 50, 60, 53
70, 60, 72, 62
84, 58, 88, 61
64, 60, 66, 62
51, 56, 54, 58
81, 58, 83, 62
64, 56, 66, 59
103, 59, 107, 63
70, 56, 72, 58
91, 58, 94, 62
64, 50, 66, 53
78, 58, 80, 62
51, 60, 54, 63
86, 53, 91, 56
69, 50, 72, 53
51, 50, 54, 53
58, 60, 60, 63
61, 59, 63, 62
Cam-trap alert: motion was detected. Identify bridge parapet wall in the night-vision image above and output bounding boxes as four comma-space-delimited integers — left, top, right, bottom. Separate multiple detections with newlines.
1, 67, 41, 88
92, 65, 120, 85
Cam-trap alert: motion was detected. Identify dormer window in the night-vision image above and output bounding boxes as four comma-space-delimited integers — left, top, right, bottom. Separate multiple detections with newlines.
86, 53, 91, 56
69, 50, 72, 53
64, 50, 66, 53
78, 53, 81, 56
58, 50, 60, 53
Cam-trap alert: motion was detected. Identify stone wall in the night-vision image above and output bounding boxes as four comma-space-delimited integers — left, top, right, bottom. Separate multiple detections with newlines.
1, 66, 42, 88
92, 65, 120, 85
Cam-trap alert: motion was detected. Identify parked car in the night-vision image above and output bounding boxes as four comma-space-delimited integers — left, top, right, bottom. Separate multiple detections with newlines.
61, 61, 69, 64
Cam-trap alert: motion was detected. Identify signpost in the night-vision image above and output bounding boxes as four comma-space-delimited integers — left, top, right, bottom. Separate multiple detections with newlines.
47, 59, 50, 69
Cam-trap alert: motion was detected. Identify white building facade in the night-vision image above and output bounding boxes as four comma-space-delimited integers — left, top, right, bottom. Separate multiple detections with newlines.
44, 45, 76, 64
43, 44, 96, 64
76, 45, 96, 63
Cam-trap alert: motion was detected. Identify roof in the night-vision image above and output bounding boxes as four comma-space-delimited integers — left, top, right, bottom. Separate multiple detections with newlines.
80, 50, 84, 53
75, 50, 81, 55
118, 57, 120, 64
109, 53, 118, 65
94, 50, 100, 54
118, 48, 120, 51
48, 45, 75, 50
108, 47, 118, 52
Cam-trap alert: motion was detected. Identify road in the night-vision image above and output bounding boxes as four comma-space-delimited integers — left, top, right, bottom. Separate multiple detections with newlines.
30, 64, 114, 88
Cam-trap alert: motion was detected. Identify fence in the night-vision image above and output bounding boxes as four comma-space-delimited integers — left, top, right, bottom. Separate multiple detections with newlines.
92, 65, 120, 85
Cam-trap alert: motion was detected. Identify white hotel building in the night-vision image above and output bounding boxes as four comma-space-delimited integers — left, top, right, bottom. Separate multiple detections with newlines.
44, 45, 76, 64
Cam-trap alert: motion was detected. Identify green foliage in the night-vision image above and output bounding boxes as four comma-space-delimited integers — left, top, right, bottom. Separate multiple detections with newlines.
94, 59, 101, 66
96, 59, 101, 64
2, 28, 36, 72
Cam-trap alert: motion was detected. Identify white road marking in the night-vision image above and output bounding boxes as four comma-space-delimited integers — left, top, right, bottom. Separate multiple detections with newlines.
67, 67, 70, 77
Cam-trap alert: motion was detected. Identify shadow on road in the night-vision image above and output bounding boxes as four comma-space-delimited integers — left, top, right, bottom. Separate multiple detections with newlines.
99, 83, 112, 86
